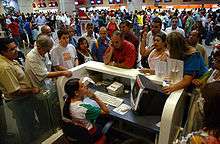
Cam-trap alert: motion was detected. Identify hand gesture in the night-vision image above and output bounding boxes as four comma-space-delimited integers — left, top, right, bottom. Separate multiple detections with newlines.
32, 87, 40, 94
63, 71, 72, 77
162, 85, 176, 95
192, 79, 203, 87
142, 31, 148, 40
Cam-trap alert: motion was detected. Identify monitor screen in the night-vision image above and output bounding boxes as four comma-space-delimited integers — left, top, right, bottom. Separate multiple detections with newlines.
132, 79, 141, 104
130, 74, 167, 115
130, 77, 143, 111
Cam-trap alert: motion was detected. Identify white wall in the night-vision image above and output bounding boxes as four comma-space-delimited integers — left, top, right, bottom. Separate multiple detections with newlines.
59, 0, 76, 14
127, 0, 143, 12
17, 0, 33, 13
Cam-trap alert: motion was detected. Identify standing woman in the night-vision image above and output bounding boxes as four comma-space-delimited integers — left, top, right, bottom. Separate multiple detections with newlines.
163, 32, 208, 94
76, 37, 95, 65
140, 32, 169, 74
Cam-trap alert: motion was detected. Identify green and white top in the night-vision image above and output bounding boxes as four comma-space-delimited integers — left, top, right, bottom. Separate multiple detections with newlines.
69, 101, 101, 130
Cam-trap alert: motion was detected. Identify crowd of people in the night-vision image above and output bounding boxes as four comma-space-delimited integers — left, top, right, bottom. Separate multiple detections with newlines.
0, 7, 220, 143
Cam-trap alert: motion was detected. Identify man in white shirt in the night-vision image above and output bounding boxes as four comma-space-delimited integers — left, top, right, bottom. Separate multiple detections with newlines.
81, 23, 99, 51
165, 16, 185, 37
50, 29, 78, 71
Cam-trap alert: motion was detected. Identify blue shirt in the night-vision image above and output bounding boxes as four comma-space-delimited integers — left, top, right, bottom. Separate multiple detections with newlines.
91, 37, 110, 62
184, 52, 208, 78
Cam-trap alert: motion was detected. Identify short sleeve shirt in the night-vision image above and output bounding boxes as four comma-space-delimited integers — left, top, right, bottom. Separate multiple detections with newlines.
50, 44, 77, 69
108, 40, 137, 68
25, 47, 51, 89
0, 55, 32, 99
184, 52, 208, 78
148, 49, 169, 70
69, 101, 101, 130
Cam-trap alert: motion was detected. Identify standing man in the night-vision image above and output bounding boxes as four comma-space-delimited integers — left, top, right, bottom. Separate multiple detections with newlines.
69, 26, 78, 48
0, 38, 40, 143
188, 30, 208, 65
35, 13, 47, 33
119, 20, 139, 51
185, 11, 195, 37
91, 27, 110, 62
25, 35, 72, 132
165, 16, 185, 37
103, 31, 136, 69
41, 25, 56, 45
81, 23, 99, 51
50, 29, 78, 71
91, 12, 99, 33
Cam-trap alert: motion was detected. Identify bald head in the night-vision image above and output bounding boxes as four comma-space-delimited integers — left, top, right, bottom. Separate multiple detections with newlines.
41, 25, 52, 36
99, 27, 107, 39
188, 30, 199, 46
36, 35, 53, 55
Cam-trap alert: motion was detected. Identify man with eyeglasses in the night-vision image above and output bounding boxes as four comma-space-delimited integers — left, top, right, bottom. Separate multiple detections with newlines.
165, 16, 185, 37
41, 25, 56, 46
0, 37, 40, 143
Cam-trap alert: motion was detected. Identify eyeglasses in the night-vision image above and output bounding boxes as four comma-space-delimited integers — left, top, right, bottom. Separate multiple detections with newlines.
7, 45, 18, 52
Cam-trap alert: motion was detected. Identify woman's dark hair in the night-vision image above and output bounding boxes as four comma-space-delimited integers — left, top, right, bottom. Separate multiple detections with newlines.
63, 78, 80, 119
155, 32, 167, 43
201, 81, 220, 138
77, 37, 89, 50
167, 32, 187, 60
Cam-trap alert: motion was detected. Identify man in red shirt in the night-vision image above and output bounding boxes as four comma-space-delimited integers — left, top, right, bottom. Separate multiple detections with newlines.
103, 31, 136, 69
8, 18, 20, 46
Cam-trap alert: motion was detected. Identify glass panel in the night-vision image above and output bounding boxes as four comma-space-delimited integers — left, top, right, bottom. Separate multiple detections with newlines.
0, 86, 61, 144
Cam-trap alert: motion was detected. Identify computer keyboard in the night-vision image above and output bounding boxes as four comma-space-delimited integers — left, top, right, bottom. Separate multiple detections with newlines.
94, 91, 123, 107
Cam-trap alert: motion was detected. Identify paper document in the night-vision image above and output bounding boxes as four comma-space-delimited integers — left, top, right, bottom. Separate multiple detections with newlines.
156, 122, 161, 128
113, 104, 131, 115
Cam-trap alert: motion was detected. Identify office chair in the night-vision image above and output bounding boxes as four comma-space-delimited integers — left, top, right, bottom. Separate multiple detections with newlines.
62, 120, 112, 144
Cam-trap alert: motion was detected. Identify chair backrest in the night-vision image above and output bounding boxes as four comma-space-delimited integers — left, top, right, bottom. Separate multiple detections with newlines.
62, 120, 93, 144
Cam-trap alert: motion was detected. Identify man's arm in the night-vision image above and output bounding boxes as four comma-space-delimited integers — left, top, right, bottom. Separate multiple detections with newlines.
47, 71, 72, 78
52, 65, 68, 71
10, 87, 40, 98
103, 46, 114, 65
140, 31, 152, 57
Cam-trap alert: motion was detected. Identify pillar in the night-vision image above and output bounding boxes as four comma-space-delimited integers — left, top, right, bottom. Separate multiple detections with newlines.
59, 0, 76, 14
0, 0, 3, 14
17, 0, 33, 13
127, 0, 143, 12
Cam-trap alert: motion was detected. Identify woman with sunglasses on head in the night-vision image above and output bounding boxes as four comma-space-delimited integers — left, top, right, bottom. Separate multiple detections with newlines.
162, 32, 208, 94
139, 32, 169, 75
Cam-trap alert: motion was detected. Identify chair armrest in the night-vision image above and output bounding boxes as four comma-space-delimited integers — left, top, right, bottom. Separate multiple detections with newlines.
102, 121, 113, 134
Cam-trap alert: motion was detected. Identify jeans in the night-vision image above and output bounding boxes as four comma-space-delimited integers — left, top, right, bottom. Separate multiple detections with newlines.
7, 96, 36, 144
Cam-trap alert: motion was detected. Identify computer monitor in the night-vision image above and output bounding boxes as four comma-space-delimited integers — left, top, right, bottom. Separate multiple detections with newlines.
130, 74, 167, 115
